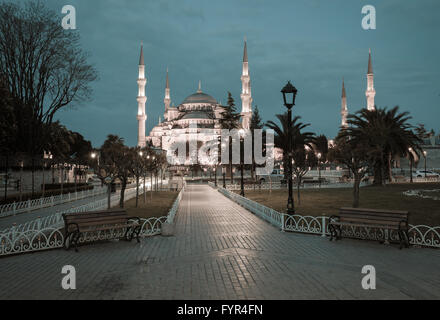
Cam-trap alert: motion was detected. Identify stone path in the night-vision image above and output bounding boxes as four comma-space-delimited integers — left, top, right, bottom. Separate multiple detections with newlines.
1, 185, 439, 299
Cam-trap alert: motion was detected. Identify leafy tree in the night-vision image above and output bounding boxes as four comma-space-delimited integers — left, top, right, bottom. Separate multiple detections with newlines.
93, 135, 124, 209
130, 147, 148, 208
219, 92, 241, 130
328, 134, 370, 207
292, 148, 317, 205
219, 92, 241, 182
250, 106, 264, 181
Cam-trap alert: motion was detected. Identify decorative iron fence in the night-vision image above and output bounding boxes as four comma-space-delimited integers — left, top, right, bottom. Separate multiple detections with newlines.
223, 181, 370, 191
0, 185, 143, 234
0, 180, 184, 257
0, 186, 107, 218
212, 184, 440, 249
216, 184, 282, 229
166, 184, 186, 223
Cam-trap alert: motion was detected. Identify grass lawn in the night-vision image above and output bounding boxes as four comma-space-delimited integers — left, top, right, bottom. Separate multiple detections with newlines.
122, 191, 179, 219
236, 183, 440, 226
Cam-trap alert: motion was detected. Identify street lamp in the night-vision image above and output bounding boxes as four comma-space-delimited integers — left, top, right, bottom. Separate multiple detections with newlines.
423, 150, 427, 178
239, 129, 245, 197
281, 81, 298, 215
317, 152, 322, 188
408, 147, 413, 183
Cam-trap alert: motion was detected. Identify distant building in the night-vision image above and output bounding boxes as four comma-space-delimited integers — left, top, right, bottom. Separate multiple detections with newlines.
135, 40, 253, 165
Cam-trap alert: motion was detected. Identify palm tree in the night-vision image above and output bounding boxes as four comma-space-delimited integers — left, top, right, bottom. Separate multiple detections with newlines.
266, 113, 315, 177
266, 112, 315, 205
342, 106, 422, 185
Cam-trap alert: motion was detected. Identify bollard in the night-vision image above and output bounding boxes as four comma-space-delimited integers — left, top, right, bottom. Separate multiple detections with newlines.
321, 215, 326, 237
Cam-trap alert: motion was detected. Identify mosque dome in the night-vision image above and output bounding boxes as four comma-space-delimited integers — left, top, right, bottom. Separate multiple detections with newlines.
182, 92, 217, 105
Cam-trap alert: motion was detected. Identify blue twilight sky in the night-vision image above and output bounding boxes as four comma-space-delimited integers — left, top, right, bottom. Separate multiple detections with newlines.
22, 0, 440, 146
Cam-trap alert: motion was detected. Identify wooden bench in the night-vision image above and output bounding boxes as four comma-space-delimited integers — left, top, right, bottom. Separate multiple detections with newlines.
62, 209, 141, 252
328, 207, 410, 249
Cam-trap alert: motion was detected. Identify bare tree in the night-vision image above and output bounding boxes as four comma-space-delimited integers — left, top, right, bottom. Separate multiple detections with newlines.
0, 1, 97, 157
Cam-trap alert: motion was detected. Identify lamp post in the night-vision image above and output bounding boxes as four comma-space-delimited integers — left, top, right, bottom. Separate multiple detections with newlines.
239, 129, 245, 197
317, 152, 322, 188
281, 81, 298, 215
423, 150, 427, 178
408, 147, 413, 183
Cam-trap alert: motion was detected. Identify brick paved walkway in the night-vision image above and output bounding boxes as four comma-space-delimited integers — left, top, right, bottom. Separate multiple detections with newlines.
1, 185, 439, 299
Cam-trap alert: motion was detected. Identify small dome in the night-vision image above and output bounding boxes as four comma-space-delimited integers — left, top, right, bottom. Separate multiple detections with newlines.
182, 92, 217, 105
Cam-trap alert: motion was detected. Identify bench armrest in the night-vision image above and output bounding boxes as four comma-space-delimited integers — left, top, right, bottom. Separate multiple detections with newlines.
127, 217, 141, 225
65, 222, 80, 233
399, 220, 408, 231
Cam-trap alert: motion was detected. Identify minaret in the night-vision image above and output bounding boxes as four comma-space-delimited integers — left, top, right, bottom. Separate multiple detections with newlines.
365, 48, 376, 111
240, 38, 253, 129
164, 68, 170, 120
341, 78, 348, 128
137, 42, 147, 147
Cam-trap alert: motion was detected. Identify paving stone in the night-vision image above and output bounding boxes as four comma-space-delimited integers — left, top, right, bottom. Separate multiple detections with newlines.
0, 185, 440, 299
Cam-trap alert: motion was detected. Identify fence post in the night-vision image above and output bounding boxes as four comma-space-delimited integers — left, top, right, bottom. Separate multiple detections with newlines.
13, 202, 16, 215
40, 198, 43, 209
321, 215, 326, 237
37, 216, 42, 230
281, 214, 285, 232
12, 223, 17, 242
51, 196, 54, 207
27, 199, 31, 212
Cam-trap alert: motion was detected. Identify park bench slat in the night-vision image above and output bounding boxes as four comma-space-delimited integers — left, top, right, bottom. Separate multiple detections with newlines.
328, 207, 409, 249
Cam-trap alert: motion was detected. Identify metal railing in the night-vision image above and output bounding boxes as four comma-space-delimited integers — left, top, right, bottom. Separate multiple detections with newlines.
166, 183, 186, 224
0, 186, 107, 218
0, 179, 186, 257
211, 183, 440, 249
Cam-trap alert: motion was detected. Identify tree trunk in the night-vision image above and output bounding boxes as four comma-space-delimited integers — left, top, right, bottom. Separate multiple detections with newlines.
229, 164, 233, 184
74, 165, 77, 193
4, 154, 8, 202
353, 174, 361, 208
388, 152, 393, 183
31, 157, 35, 196
107, 182, 111, 209
119, 179, 126, 208
42, 162, 45, 198
60, 166, 64, 195
143, 174, 146, 203
135, 176, 139, 208
150, 172, 153, 201
373, 161, 383, 186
